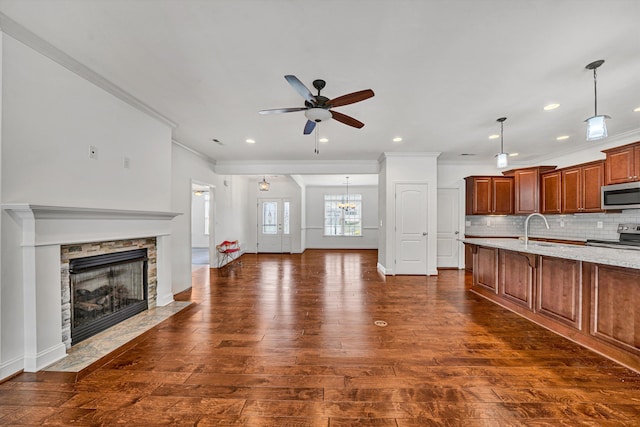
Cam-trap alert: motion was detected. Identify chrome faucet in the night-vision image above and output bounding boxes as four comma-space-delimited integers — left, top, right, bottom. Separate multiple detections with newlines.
524, 213, 549, 245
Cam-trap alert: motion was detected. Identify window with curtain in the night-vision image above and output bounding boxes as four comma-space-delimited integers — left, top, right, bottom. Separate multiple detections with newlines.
324, 194, 362, 236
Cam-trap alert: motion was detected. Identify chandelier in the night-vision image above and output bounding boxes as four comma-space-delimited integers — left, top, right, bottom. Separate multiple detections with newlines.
337, 177, 356, 211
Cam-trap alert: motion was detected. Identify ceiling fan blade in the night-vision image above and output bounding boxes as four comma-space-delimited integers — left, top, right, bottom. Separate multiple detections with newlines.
303, 120, 316, 135
259, 107, 307, 115
331, 110, 365, 129
327, 89, 374, 108
285, 75, 315, 104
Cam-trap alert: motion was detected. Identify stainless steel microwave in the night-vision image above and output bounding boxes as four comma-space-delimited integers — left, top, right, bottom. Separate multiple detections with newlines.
602, 181, 640, 209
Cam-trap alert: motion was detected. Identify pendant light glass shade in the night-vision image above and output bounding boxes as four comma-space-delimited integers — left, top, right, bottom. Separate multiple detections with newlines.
585, 60, 610, 141
585, 115, 608, 141
258, 176, 270, 191
496, 153, 508, 168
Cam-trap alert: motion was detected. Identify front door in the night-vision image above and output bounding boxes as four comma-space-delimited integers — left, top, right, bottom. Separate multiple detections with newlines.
394, 183, 429, 275
258, 198, 291, 253
437, 188, 461, 268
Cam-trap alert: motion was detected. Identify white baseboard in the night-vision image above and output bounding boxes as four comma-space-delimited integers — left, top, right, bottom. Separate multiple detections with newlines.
0, 355, 24, 382
24, 342, 67, 372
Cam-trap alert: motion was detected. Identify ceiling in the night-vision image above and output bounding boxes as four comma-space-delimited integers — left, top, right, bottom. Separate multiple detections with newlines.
1, 0, 639, 170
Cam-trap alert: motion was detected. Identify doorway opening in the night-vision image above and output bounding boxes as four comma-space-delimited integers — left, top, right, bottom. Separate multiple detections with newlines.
191, 181, 215, 265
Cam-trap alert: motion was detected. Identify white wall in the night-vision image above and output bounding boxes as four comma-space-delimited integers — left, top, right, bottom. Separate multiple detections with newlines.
0, 34, 174, 380
1, 36, 172, 211
305, 184, 378, 249
379, 152, 440, 275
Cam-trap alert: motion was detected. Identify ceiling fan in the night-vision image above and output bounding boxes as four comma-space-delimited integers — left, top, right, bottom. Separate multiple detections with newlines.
259, 75, 375, 135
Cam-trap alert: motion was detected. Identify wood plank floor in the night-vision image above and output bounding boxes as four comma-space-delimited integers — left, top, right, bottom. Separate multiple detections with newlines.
2, 249, 640, 426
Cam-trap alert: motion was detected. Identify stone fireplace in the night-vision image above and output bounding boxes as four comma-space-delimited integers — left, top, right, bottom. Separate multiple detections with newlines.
2, 204, 180, 376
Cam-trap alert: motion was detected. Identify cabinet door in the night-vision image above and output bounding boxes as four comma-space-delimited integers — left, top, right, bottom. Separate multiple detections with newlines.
499, 250, 535, 310
514, 169, 539, 214
562, 167, 581, 213
536, 256, 582, 330
472, 178, 492, 214
635, 147, 640, 181
582, 161, 604, 212
492, 177, 514, 215
591, 264, 640, 354
541, 171, 561, 214
474, 246, 498, 293
605, 147, 636, 184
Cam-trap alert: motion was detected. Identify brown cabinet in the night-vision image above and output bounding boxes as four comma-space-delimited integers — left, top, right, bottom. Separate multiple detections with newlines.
536, 256, 582, 330
590, 264, 640, 355
473, 245, 498, 293
541, 170, 562, 214
561, 160, 604, 213
467, 242, 640, 371
603, 142, 640, 184
499, 250, 535, 310
503, 166, 556, 214
464, 242, 473, 272
465, 176, 514, 215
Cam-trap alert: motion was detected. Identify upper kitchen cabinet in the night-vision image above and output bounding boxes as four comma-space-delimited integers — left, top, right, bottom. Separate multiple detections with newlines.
465, 176, 514, 215
603, 141, 640, 184
503, 166, 556, 214
561, 160, 605, 213
541, 170, 562, 214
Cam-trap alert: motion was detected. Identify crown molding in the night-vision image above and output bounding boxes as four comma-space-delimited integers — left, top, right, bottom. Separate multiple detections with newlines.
0, 12, 177, 129
213, 159, 380, 175
172, 139, 217, 166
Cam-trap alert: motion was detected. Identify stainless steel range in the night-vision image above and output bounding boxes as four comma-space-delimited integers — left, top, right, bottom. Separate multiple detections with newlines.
586, 224, 640, 250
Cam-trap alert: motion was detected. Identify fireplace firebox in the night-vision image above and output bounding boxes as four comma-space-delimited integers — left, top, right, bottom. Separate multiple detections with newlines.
69, 249, 148, 344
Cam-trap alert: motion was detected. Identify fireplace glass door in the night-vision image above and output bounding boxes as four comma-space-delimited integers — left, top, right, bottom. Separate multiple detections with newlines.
70, 249, 148, 344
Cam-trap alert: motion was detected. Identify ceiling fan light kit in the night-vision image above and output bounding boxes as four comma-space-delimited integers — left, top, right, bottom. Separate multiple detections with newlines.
259, 75, 375, 146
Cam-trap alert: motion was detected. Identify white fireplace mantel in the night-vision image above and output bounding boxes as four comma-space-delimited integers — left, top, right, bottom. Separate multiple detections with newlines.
1, 204, 182, 375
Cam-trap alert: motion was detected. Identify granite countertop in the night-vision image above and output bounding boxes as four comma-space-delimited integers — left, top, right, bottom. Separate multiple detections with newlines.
461, 238, 640, 270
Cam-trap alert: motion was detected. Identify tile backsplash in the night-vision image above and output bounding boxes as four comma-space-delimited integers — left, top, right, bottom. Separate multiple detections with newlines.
465, 210, 640, 241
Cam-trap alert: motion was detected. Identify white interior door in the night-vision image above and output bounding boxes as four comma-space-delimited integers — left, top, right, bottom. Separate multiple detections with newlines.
395, 183, 428, 275
258, 198, 291, 253
437, 188, 461, 268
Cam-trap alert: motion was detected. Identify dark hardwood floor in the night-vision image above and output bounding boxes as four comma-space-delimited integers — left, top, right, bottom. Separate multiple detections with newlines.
2, 249, 640, 426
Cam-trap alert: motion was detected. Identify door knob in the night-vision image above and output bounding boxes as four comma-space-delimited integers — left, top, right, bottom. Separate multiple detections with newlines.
454, 231, 460, 235
422, 232, 428, 236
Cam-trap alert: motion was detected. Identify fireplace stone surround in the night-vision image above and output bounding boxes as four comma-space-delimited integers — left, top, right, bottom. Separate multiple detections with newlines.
2, 204, 180, 377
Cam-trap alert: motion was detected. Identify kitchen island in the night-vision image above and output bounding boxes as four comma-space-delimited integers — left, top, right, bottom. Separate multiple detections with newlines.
463, 238, 640, 372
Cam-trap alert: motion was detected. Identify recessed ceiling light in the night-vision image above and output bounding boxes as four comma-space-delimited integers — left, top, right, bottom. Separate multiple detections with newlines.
556, 135, 570, 141
634, 106, 640, 112
392, 137, 403, 142
488, 134, 500, 140
245, 138, 255, 144
319, 137, 329, 143
509, 152, 519, 157
544, 103, 560, 111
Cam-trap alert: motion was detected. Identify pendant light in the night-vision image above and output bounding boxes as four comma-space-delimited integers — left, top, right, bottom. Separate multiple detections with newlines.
585, 59, 610, 141
495, 117, 508, 169
258, 176, 270, 191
